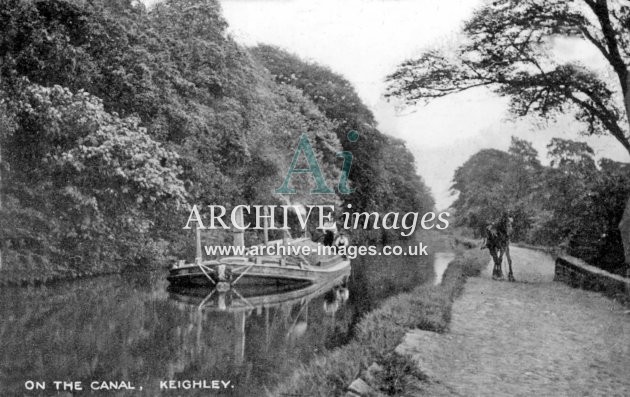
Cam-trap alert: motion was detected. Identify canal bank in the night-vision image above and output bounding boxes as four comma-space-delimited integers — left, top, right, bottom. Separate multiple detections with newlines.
270, 239, 488, 396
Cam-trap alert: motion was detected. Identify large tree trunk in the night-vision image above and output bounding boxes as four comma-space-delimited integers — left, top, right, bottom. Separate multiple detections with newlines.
622, 71, 630, 266
622, 75, 630, 266
620, 200, 630, 266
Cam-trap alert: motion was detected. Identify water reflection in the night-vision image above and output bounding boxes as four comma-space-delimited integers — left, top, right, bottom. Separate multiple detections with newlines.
167, 275, 350, 368
433, 252, 455, 285
0, 241, 435, 396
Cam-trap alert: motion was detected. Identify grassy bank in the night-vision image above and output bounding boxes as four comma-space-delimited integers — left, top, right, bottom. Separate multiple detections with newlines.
270, 248, 488, 396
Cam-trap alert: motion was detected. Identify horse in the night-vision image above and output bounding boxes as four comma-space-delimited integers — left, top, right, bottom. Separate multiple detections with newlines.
482, 213, 515, 281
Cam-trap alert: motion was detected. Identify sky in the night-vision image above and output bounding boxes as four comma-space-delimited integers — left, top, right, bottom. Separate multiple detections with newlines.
145, 0, 629, 209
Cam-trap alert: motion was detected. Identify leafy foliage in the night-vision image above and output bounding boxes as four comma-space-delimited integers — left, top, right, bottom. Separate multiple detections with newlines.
1, 82, 186, 273
452, 137, 630, 272
387, 0, 630, 267
0, 0, 435, 281
386, 0, 630, 155
252, 45, 435, 235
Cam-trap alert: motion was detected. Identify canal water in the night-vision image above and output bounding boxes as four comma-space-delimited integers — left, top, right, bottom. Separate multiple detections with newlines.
0, 244, 441, 396
433, 252, 456, 285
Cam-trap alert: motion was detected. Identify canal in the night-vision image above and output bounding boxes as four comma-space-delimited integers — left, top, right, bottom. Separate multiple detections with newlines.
0, 240, 445, 396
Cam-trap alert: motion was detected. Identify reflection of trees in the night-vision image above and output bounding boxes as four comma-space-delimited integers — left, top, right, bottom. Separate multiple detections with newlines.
0, 273, 175, 394
0, 272, 356, 396
0, 273, 247, 395
161, 290, 354, 396
1, 252, 434, 396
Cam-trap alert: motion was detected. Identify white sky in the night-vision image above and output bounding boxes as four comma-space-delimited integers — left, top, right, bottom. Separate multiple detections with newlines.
145, 0, 630, 208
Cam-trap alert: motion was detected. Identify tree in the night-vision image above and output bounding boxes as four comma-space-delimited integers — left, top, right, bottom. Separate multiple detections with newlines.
539, 138, 629, 269
386, 0, 630, 155
452, 137, 629, 271
451, 148, 517, 235
589, 158, 630, 266
1, 82, 186, 271
387, 0, 630, 264
0, 0, 438, 282
252, 45, 435, 221
540, 139, 598, 244
251, 45, 385, 212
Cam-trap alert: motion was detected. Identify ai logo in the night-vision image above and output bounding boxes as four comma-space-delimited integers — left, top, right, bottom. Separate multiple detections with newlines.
275, 131, 359, 195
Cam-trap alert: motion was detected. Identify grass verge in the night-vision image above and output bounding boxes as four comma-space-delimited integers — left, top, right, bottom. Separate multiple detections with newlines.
270, 248, 488, 397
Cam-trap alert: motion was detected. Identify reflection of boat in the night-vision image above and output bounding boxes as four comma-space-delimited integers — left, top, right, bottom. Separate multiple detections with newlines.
168, 274, 350, 366
167, 206, 351, 288
168, 269, 350, 312
323, 286, 350, 315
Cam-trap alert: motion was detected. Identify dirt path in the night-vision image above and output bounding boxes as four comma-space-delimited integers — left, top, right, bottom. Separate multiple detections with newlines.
397, 247, 630, 396
481, 245, 556, 282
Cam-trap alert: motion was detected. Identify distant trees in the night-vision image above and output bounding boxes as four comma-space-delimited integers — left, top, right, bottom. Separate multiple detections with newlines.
451, 139, 538, 241
386, 0, 630, 267
452, 148, 521, 236
0, 0, 434, 282
540, 139, 629, 266
452, 137, 629, 272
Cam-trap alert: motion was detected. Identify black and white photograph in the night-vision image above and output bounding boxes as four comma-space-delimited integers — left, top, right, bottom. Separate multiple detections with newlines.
0, 0, 629, 395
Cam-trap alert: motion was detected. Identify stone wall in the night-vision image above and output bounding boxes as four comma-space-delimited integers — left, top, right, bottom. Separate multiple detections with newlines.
555, 254, 630, 304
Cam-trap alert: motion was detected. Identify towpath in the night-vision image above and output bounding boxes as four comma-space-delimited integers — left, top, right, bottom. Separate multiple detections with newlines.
397, 246, 630, 396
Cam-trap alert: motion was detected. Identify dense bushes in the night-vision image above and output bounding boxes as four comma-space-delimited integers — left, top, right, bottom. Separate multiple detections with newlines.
0, 0, 434, 283
451, 136, 630, 273
252, 45, 435, 242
